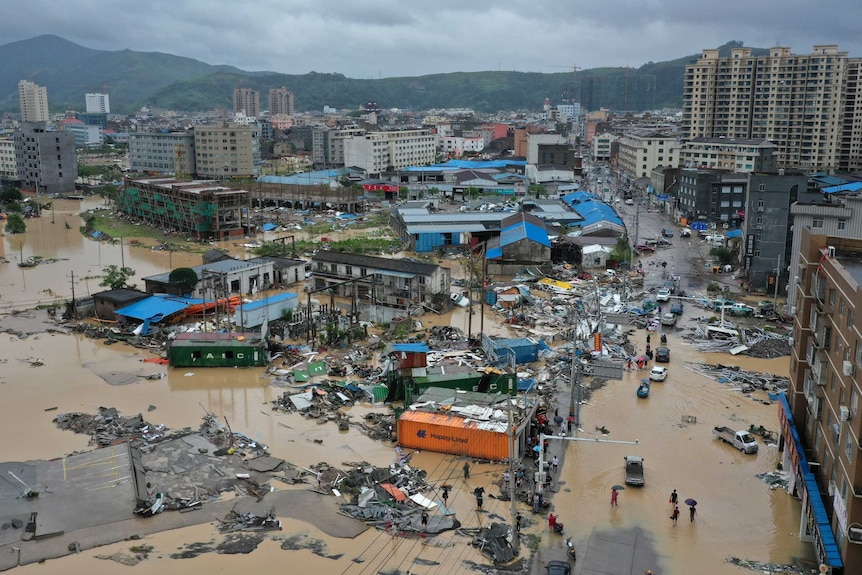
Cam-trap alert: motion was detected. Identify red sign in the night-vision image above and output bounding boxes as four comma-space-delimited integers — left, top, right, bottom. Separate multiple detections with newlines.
593, 333, 602, 352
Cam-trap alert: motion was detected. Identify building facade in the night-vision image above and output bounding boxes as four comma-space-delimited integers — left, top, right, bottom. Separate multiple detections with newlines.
268, 87, 294, 117
129, 131, 196, 175
342, 129, 436, 176
592, 133, 617, 162
13, 122, 76, 195
789, 194, 862, 310
233, 88, 260, 119
85, 93, 110, 114
193, 121, 259, 179
682, 45, 862, 172
617, 129, 680, 179
740, 171, 807, 290
787, 228, 862, 572
119, 177, 248, 239
18, 80, 49, 122
680, 137, 777, 172
0, 138, 18, 183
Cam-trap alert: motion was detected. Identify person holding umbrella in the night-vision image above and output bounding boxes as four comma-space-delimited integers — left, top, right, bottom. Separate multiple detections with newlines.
610, 485, 623, 506
685, 498, 697, 522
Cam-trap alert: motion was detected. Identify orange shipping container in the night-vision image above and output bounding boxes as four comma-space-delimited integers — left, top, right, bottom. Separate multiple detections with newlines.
397, 410, 510, 461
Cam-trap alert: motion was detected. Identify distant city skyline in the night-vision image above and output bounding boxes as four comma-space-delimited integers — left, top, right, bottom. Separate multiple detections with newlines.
1, 0, 860, 79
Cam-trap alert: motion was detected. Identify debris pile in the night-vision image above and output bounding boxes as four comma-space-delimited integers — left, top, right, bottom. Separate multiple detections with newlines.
684, 363, 789, 395
726, 556, 809, 574
685, 325, 791, 358
54, 407, 167, 447
468, 522, 516, 564
755, 471, 790, 491
199, 413, 269, 458
217, 507, 282, 533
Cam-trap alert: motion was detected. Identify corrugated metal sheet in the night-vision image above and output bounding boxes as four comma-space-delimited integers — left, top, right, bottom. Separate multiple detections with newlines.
397, 410, 510, 460
392, 343, 430, 353
115, 295, 202, 321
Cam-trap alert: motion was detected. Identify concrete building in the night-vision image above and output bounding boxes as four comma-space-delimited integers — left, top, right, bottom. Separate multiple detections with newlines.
312, 126, 366, 168
557, 103, 581, 122
680, 137, 777, 173
343, 129, 436, 176
682, 45, 862, 172
85, 93, 110, 114
233, 87, 260, 119
788, 191, 862, 311
119, 177, 249, 240
193, 121, 259, 179
18, 80, 49, 122
786, 228, 862, 573
592, 133, 617, 162
486, 212, 552, 275
0, 138, 18, 183
440, 135, 485, 157
524, 133, 569, 166
13, 122, 76, 195
129, 131, 196, 175
310, 251, 451, 317
617, 129, 680, 179
64, 122, 103, 148
268, 87, 294, 117
142, 258, 275, 298
740, 172, 808, 291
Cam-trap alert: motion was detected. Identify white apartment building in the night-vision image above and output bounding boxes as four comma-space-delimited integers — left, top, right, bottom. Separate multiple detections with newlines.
592, 133, 617, 162
18, 80, 49, 122
129, 131, 196, 174
679, 137, 777, 172
682, 45, 862, 172
526, 133, 567, 165
617, 130, 680, 179
85, 93, 111, 114
343, 129, 437, 176
0, 138, 18, 181
440, 135, 485, 157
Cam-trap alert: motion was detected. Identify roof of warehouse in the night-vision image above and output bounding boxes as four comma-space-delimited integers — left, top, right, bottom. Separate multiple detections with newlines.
238, 292, 298, 312
561, 191, 624, 227
312, 250, 439, 275
257, 168, 349, 186
399, 410, 509, 433
114, 294, 203, 321
497, 212, 551, 248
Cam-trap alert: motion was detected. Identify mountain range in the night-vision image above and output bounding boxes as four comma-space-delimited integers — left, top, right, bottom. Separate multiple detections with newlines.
0, 36, 768, 115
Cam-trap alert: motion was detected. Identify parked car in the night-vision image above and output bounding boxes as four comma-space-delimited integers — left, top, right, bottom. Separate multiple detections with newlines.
729, 304, 755, 317
649, 366, 668, 381
660, 313, 677, 327
655, 346, 670, 362
670, 301, 684, 315
656, 288, 671, 302
661, 228, 674, 238
680, 228, 692, 238
546, 560, 572, 575
625, 198, 634, 205
636, 244, 655, 253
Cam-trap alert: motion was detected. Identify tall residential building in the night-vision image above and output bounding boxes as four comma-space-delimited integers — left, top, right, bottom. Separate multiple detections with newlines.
193, 121, 259, 179
85, 93, 110, 114
682, 45, 862, 172
129, 131, 196, 175
679, 137, 777, 173
13, 122, 76, 195
786, 228, 862, 573
233, 88, 260, 119
269, 87, 295, 117
18, 80, 49, 122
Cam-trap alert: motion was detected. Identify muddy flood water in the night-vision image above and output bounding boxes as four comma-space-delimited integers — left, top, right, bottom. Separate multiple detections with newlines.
0, 201, 815, 575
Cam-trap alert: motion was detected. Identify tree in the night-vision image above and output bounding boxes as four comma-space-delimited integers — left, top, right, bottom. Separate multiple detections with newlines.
398, 186, 409, 199
1, 186, 23, 203
168, 267, 199, 295
100, 265, 137, 290
710, 247, 733, 266
4, 213, 26, 234
528, 184, 548, 198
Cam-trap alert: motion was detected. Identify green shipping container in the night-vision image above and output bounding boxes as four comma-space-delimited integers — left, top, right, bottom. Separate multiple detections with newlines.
168, 332, 267, 368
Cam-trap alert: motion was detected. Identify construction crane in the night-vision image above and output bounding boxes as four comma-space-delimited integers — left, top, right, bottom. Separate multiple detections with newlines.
547, 64, 582, 103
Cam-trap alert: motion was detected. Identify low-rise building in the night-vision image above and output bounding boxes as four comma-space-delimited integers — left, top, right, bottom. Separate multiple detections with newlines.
129, 131, 195, 175
486, 212, 552, 275
142, 258, 275, 298
680, 137, 777, 173
592, 133, 617, 163
617, 129, 680, 180
343, 129, 437, 176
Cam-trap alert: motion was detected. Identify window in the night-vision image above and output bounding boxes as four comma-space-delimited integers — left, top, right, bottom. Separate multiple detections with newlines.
829, 289, 835, 307
813, 218, 824, 228
345, 266, 352, 276
838, 219, 846, 230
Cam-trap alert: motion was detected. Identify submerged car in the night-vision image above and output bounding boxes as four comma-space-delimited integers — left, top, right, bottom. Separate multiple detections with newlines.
649, 366, 668, 381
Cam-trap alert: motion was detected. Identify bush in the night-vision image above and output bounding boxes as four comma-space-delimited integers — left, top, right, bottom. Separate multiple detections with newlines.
706, 281, 720, 292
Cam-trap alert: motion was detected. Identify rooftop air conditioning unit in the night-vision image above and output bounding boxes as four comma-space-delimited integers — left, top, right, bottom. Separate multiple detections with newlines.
844, 361, 855, 377
840, 405, 851, 422
849, 526, 862, 543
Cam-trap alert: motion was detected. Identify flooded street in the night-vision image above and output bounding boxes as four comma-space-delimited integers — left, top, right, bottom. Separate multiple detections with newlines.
0, 200, 814, 575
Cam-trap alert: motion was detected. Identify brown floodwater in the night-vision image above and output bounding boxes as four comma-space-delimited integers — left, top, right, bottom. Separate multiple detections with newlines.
0, 202, 814, 575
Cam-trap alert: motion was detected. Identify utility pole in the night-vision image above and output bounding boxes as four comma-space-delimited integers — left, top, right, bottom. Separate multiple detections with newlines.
69, 271, 76, 320
773, 253, 781, 308
507, 376, 519, 554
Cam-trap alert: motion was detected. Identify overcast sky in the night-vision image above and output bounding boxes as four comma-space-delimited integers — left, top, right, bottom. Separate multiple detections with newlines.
3, 0, 861, 78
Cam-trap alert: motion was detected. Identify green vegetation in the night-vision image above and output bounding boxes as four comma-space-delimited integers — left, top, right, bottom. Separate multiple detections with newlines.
168, 268, 199, 295
528, 184, 548, 198
706, 281, 720, 292
255, 235, 402, 257
4, 213, 26, 234
100, 265, 137, 290
1, 186, 23, 203
608, 237, 632, 265
709, 247, 733, 266
81, 209, 211, 253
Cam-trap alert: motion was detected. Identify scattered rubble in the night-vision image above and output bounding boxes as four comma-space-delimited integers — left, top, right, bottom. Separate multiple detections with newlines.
217, 506, 282, 532
726, 556, 811, 574
683, 363, 789, 395
756, 470, 790, 491
685, 325, 791, 358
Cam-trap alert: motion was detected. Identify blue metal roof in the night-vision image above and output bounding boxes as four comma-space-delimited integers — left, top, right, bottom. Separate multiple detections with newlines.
823, 181, 862, 194
498, 219, 551, 248
560, 192, 624, 228
487, 246, 503, 259
260, 223, 278, 231
725, 229, 743, 238
392, 343, 430, 353
812, 174, 847, 186
257, 168, 348, 186
238, 292, 298, 312
401, 159, 526, 171
114, 294, 203, 322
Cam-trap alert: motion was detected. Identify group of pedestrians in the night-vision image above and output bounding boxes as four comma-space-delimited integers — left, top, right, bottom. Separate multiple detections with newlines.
668, 488, 696, 525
